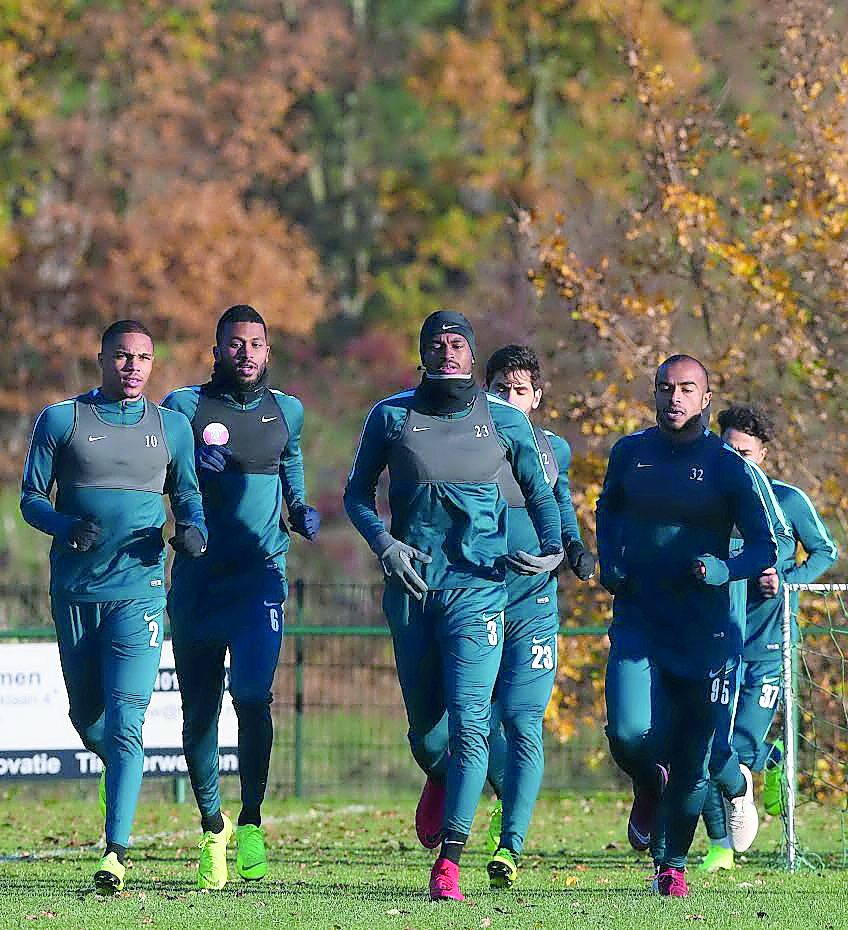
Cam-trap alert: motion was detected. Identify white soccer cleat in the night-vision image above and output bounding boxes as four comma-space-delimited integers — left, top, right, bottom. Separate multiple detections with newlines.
724, 764, 759, 852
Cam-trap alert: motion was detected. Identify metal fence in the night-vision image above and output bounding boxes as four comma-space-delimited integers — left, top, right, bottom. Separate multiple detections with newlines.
0, 580, 624, 798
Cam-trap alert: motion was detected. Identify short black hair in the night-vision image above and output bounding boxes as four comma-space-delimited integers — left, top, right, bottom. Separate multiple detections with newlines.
101, 320, 154, 353
485, 344, 542, 390
216, 304, 267, 345
717, 404, 775, 444
656, 354, 710, 391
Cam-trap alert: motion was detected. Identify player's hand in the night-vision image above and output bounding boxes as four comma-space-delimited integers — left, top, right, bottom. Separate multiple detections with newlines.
169, 524, 207, 558
196, 444, 231, 473
692, 554, 729, 585
566, 540, 596, 581
505, 546, 564, 576
289, 504, 321, 540
378, 537, 432, 599
65, 518, 101, 552
757, 566, 780, 598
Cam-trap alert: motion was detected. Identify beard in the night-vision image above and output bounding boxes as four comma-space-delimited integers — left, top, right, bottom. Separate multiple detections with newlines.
658, 408, 704, 434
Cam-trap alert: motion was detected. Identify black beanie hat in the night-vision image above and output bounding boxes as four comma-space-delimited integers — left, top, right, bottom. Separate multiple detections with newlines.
419, 310, 476, 361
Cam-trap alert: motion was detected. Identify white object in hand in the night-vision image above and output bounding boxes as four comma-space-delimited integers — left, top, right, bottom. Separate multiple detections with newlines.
202, 422, 230, 446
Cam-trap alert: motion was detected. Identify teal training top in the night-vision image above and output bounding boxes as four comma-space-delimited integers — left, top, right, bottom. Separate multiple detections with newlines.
162, 380, 307, 596
738, 476, 839, 661
724, 461, 797, 660
20, 390, 206, 602
771, 479, 838, 586
344, 389, 562, 590
596, 426, 777, 674
504, 429, 584, 618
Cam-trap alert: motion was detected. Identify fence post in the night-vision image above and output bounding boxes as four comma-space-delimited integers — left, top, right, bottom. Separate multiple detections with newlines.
294, 578, 304, 798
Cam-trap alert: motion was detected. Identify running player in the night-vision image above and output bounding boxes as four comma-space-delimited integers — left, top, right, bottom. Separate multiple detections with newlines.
162, 304, 320, 889
20, 320, 207, 894
344, 312, 563, 901
700, 404, 838, 870
596, 355, 777, 896
481, 344, 595, 888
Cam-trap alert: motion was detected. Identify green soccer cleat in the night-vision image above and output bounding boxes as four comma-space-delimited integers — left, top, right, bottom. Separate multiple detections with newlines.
98, 768, 107, 818
699, 844, 734, 871
236, 824, 267, 880
94, 851, 125, 895
487, 847, 518, 889
197, 814, 233, 890
486, 800, 503, 856
762, 740, 786, 816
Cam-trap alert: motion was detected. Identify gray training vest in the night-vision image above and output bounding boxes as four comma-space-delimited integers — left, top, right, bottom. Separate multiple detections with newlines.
388, 392, 505, 483
497, 425, 558, 507
56, 398, 170, 492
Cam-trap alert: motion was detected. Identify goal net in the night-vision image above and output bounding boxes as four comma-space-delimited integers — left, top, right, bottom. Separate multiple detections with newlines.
782, 583, 848, 870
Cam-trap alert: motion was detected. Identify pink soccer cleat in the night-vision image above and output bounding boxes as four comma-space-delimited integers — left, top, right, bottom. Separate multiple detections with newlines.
656, 865, 689, 897
628, 763, 668, 851
415, 776, 446, 849
429, 857, 464, 901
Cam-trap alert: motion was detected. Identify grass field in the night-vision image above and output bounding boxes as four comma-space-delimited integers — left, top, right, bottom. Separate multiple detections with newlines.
0, 788, 844, 930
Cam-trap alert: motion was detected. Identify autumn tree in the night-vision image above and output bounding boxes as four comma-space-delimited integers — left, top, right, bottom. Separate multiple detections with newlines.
531, 0, 848, 758
0, 1, 350, 473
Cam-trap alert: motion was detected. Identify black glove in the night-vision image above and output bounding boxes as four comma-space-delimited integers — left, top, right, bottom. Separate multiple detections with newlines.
566, 539, 596, 581
289, 504, 321, 540
65, 518, 100, 552
599, 563, 627, 595
505, 546, 564, 576
377, 536, 432, 599
169, 524, 207, 558
196, 444, 231, 473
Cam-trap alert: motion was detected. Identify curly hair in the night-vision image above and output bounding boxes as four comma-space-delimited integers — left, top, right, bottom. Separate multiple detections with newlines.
484, 344, 541, 389
716, 404, 775, 444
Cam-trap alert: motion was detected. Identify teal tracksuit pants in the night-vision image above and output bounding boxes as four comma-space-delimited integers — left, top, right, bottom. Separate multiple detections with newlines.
486, 608, 559, 856
51, 594, 165, 848
383, 583, 506, 836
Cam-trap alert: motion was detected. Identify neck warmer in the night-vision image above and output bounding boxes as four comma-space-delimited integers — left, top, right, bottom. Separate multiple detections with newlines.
414, 372, 479, 415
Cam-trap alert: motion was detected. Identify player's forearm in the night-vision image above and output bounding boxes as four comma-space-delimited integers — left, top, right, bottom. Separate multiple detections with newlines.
725, 536, 778, 582
526, 489, 563, 551
19, 492, 75, 539
343, 480, 386, 552
594, 506, 625, 571
783, 548, 838, 585
280, 450, 307, 508
557, 492, 582, 547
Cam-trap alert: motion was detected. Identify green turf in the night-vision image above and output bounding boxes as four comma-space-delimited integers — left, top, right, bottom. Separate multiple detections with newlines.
0, 791, 843, 929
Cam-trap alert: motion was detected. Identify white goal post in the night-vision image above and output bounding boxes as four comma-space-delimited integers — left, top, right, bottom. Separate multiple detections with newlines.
782, 582, 848, 871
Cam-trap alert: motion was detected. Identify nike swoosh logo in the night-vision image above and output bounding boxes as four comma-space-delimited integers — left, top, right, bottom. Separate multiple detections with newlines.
261, 416, 277, 423
482, 613, 502, 622
144, 611, 162, 622
532, 635, 552, 645
411, 426, 432, 432
263, 600, 279, 607
441, 324, 459, 331
708, 666, 726, 678
635, 462, 652, 468
88, 436, 106, 442
761, 677, 780, 685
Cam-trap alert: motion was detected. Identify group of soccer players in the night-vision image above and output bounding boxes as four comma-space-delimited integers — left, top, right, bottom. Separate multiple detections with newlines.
20, 307, 836, 900
21, 306, 320, 894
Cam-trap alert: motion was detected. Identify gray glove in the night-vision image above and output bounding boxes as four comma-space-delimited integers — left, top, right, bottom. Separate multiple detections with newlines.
377, 537, 432, 599
505, 546, 564, 576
